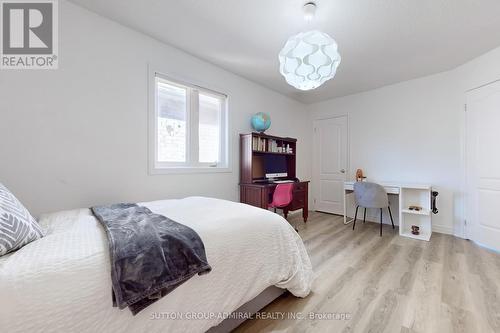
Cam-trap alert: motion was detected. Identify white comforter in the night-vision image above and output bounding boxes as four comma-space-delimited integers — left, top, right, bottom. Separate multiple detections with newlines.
0, 197, 313, 333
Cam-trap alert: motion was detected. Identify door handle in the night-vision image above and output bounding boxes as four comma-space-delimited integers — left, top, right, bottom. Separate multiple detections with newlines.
340, 169, 346, 174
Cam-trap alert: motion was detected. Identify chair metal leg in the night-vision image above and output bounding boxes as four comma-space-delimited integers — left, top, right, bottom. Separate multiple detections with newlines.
388, 206, 395, 229
363, 208, 367, 223
380, 208, 383, 237
353, 206, 359, 230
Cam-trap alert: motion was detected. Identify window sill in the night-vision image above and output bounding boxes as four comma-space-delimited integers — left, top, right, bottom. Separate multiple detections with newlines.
149, 166, 232, 175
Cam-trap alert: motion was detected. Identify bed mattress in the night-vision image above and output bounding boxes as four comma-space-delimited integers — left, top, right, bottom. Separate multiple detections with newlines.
0, 197, 313, 333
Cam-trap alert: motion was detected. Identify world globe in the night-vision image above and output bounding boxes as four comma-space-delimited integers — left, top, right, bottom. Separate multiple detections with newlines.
251, 112, 271, 133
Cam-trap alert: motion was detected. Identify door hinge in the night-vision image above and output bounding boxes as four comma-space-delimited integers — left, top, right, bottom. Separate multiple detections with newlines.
464, 219, 467, 225
314, 198, 317, 203
464, 104, 467, 112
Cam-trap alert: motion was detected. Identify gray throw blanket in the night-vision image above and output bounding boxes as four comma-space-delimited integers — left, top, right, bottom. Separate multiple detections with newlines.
91, 203, 211, 315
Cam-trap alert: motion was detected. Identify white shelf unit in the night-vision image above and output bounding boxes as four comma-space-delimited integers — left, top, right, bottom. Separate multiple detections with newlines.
399, 185, 432, 241
401, 208, 431, 216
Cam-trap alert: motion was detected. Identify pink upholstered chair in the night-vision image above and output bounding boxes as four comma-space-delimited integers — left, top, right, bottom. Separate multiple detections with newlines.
268, 183, 294, 213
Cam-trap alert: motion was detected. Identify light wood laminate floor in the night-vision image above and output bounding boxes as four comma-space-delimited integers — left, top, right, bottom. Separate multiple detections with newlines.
234, 211, 500, 333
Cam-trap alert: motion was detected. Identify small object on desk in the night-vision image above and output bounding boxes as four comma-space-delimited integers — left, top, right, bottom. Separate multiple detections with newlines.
251, 112, 271, 133
408, 205, 422, 211
355, 169, 366, 182
411, 225, 420, 235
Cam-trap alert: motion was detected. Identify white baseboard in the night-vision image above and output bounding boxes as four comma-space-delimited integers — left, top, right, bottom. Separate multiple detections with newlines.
432, 224, 453, 235
471, 240, 500, 254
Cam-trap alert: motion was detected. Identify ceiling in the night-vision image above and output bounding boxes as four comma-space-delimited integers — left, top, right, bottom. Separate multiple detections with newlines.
69, 0, 500, 104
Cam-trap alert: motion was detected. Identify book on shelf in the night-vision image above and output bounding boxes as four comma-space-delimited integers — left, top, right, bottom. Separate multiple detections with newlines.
252, 137, 267, 151
251, 135, 294, 154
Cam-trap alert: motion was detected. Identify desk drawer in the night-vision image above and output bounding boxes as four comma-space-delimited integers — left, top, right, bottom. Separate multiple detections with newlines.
294, 183, 307, 192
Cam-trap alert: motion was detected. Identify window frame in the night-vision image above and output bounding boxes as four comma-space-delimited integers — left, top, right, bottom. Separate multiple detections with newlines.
149, 68, 230, 175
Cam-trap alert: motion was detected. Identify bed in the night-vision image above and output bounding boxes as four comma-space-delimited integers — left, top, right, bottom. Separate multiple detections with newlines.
0, 197, 313, 333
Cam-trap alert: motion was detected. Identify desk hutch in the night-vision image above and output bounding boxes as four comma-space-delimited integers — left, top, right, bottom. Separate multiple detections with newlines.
239, 132, 309, 222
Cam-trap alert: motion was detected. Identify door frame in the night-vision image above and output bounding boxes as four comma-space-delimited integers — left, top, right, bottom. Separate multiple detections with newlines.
312, 114, 350, 213
464, 78, 500, 244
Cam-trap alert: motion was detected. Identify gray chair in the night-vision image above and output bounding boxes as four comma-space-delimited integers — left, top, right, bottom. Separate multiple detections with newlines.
352, 182, 395, 236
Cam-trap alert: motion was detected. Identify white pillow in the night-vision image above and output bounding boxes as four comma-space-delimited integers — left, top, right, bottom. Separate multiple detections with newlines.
0, 183, 44, 256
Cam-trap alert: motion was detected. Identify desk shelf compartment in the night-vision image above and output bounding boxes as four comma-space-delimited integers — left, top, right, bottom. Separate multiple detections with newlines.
399, 186, 432, 241
401, 208, 431, 216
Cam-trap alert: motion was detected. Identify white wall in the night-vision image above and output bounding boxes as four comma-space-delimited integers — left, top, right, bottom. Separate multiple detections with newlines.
2, 0, 499, 230
0, 1, 311, 216
308, 45, 500, 237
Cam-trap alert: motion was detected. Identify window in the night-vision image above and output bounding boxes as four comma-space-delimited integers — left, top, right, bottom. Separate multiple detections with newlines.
150, 72, 229, 173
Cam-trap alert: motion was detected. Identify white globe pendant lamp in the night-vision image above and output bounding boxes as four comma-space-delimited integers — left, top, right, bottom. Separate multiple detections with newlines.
278, 2, 341, 91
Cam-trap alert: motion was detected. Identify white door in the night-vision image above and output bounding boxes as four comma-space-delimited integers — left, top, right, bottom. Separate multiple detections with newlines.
313, 116, 348, 214
466, 80, 500, 251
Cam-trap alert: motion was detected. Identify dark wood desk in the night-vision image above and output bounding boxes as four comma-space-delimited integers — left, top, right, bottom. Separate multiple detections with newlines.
239, 181, 309, 222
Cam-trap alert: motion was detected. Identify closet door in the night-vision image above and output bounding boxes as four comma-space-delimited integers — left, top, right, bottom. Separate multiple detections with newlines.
466, 80, 500, 251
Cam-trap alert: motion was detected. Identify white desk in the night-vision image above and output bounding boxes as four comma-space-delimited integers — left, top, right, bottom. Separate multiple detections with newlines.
343, 181, 433, 241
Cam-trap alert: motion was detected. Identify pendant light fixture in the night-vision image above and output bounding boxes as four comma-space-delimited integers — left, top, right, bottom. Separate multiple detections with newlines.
278, 2, 341, 91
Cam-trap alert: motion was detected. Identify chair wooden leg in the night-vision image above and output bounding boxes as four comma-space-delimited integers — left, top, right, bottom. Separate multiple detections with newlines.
363, 208, 367, 223
388, 206, 395, 229
380, 208, 383, 237
353, 206, 359, 230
